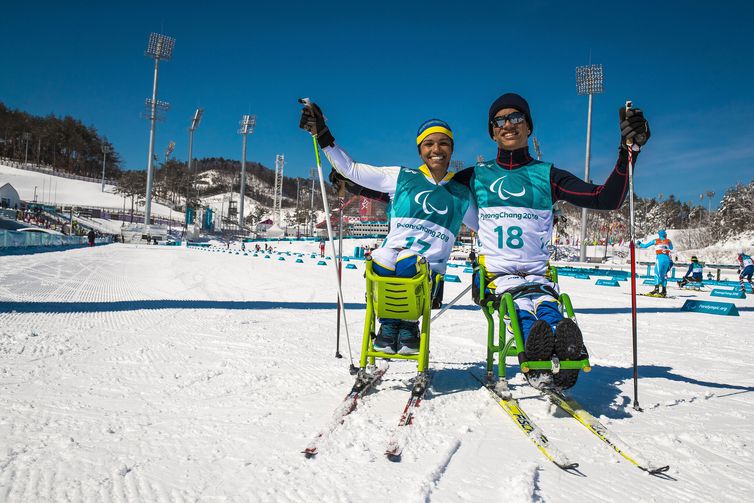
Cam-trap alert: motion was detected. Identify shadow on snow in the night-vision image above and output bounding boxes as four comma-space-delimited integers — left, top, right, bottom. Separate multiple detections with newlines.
0, 299, 369, 313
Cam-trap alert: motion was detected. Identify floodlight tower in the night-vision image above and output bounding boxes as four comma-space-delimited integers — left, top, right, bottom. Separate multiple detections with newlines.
238, 114, 255, 229
576, 63, 604, 262
274, 154, 285, 226
101, 143, 110, 191
143, 32, 175, 226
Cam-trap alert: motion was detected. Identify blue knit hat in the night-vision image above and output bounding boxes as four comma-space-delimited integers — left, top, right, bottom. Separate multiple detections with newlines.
488, 93, 533, 138
416, 119, 453, 145
658, 230, 667, 239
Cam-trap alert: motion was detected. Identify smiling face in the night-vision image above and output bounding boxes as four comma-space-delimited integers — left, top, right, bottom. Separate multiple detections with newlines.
491, 107, 530, 151
419, 132, 453, 181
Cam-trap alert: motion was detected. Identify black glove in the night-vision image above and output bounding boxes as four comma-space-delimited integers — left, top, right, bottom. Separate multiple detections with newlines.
619, 107, 650, 149
299, 102, 335, 148
328, 169, 347, 193
328, 169, 390, 203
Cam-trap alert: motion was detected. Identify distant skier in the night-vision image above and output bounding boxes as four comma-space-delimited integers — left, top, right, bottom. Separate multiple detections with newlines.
319, 239, 326, 257
637, 230, 673, 297
87, 229, 96, 247
678, 255, 704, 289
738, 251, 754, 293
300, 102, 476, 355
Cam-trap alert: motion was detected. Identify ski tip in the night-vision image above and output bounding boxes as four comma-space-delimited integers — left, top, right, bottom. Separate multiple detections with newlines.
648, 465, 670, 475
559, 461, 580, 471
386, 452, 402, 463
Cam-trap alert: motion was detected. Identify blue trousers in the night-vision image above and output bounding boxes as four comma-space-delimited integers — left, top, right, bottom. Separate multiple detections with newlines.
517, 300, 562, 341
655, 254, 672, 287
741, 265, 754, 281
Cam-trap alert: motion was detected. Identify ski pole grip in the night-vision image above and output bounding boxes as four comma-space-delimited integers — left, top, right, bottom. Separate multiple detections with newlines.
625, 100, 633, 146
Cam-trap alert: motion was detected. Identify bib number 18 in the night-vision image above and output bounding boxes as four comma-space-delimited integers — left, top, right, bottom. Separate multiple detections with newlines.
494, 225, 524, 249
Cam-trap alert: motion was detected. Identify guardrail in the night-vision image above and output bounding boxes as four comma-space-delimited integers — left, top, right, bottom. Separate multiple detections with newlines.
0, 229, 94, 249
0, 157, 118, 185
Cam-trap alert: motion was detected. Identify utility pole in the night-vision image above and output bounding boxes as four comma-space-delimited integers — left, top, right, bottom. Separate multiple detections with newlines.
22, 132, 31, 164
705, 191, 715, 224
101, 143, 110, 191
296, 178, 301, 236
309, 168, 316, 236
532, 136, 543, 160
186, 108, 203, 231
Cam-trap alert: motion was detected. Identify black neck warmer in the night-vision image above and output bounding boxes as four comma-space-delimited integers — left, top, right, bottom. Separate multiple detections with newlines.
495, 146, 533, 169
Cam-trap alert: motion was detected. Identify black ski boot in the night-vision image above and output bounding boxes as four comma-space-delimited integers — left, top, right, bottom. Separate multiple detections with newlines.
553, 319, 587, 390
647, 285, 659, 296
524, 320, 555, 390
660, 286, 667, 297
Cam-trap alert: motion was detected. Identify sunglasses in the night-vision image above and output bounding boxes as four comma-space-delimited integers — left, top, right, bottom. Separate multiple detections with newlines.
490, 111, 526, 128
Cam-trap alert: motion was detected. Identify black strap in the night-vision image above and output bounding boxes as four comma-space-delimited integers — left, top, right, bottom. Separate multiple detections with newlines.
479, 276, 558, 310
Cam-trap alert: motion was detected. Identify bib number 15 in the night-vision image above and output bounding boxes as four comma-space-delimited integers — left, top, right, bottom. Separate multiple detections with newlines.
494, 225, 524, 249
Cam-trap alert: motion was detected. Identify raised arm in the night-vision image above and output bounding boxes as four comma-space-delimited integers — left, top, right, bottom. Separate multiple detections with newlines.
300, 101, 401, 195
551, 106, 650, 210
323, 144, 401, 195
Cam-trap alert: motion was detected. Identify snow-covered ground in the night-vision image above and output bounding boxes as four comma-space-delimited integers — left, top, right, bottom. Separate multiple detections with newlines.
0, 164, 177, 220
1, 242, 753, 502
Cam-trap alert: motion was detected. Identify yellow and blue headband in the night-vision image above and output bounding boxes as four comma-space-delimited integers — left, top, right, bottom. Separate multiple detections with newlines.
416, 118, 453, 145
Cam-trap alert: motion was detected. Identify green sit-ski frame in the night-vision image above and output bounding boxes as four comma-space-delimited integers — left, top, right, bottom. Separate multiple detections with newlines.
477, 264, 592, 382
360, 256, 433, 373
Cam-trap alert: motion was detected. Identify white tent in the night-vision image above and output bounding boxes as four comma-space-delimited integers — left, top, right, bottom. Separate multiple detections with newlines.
264, 224, 285, 238
0, 183, 21, 209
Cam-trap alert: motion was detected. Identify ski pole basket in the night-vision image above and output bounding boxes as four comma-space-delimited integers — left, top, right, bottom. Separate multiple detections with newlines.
360, 257, 433, 372
476, 264, 591, 381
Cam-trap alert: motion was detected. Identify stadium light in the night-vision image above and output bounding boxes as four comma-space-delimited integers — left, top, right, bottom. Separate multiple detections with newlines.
576, 63, 604, 262
143, 32, 175, 227
238, 114, 256, 229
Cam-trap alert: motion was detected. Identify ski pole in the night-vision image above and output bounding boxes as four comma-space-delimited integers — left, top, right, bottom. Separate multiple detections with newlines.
299, 98, 356, 374
625, 99, 642, 412
335, 185, 345, 359
430, 283, 472, 323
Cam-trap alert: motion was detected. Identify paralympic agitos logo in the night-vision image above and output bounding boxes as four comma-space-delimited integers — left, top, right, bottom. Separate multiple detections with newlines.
414, 190, 448, 215
490, 175, 526, 200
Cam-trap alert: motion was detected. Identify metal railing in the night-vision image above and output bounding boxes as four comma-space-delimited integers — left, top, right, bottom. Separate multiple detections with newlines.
0, 157, 119, 186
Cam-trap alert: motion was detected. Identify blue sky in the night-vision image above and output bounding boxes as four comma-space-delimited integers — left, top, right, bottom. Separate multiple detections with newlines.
2, 1, 753, 208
